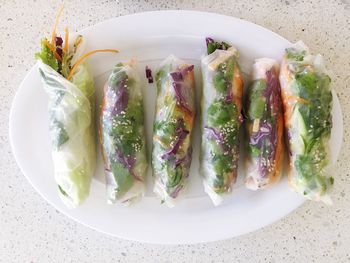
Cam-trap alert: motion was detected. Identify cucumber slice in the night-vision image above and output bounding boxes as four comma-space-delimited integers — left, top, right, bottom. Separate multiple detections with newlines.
290, 106, 307, 154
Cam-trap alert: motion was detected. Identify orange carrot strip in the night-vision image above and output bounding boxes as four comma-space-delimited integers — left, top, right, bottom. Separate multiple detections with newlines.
63, 27, 69, 53
153, 136, 167, 149
271, 112, 284, 182
67, 49, 118, 80
44, 39, 62, 62
74, 36, 83, 50
51, 5, 64, 45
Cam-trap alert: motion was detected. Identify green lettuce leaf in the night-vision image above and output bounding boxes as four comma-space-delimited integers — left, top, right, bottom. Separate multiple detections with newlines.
35, 39, 59, 72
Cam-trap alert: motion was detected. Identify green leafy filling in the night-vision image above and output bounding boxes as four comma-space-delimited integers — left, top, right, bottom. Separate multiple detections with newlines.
155, 64, 171, 92
247, 79, 267, 119
286, 48, 306, 61
110, 103, 143, 156
154, 120, 177, 148
107, 73, 143, 156
110, 162, 134, 198
207, 40, 230, 55
50, 120, 69, 150
35, 39, 59, 71
165, 163, 183, 188
212, 57, 235, 93
207, 98, 239, 190
207, 98, 237, 126
292, 69, 333, 194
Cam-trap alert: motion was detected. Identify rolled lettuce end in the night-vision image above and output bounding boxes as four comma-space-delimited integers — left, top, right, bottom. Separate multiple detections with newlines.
38, 61, 96, 208
280, 42, 333, 204
35, 11, 118, 207
245, 58, 284, 190
100, 62, 147, 205
201, 47, 243, 205
152, 55, 195, 207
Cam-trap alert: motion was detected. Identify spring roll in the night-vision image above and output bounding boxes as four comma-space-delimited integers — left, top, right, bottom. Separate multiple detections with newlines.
201, 40, 244, 205
35, 9, 117, 207
245, 58, 284, 190
152, 55, 196, 207
280, 41, 333, 204
100, 62, 147, 205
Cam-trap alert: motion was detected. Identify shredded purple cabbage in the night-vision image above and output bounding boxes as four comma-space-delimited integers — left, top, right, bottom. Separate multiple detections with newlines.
115, 149, 143, 182
55, 37, 63, 46
116, 149, 136, 170
251, 68, 282, 177
172, 82, 193, 114
266, 69, 282, 119
174, 156, 186, 167
170, 71, 183, 82
170, 184, 184, 198
263, 70, 279, 98
145, 66, 153, 83
206, 37, 214, 46
205, 127, 222, 143
250, 69, 281, 149
169, 147, 193, 198
111, 76, 129, 115
225, 91, 233, 103
55, 37, 63, 58
171, 65, 195, 114
264, 69, 279, 153
205, 126, 226, 150
174, 146, 192, 167
161, 119, 189, 160
250, 121, 272, 147
170, 65, 194, 81
258, 158, 268, 177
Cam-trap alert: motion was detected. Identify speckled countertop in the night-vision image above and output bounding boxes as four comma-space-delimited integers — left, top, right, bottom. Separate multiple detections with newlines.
1, 0, 349, 262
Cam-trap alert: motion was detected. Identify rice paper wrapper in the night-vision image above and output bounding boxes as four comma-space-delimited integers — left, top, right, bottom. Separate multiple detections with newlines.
100, 61, 147, 205
200, 47, 243, 205
152, 55, 196, 207
279, 41, 333, 204
38, 61, 96, 208
245, 58, 284, 190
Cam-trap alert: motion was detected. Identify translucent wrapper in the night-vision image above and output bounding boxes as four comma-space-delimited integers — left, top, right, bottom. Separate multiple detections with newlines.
279, 41, 333, 204
152, 55, 196, 207
245, 58, 284, 190
100, 62, 147, 205
38, 61, 96, 208
201, 47, 243, 205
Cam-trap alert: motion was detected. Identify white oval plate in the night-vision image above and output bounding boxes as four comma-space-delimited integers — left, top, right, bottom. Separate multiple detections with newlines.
9, 11, 343, 244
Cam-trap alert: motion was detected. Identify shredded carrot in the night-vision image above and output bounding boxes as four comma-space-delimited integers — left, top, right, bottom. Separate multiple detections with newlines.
183, 111, 194, 128
44, 39, 62, 62
233, 72, 244, 90
74, 36, 83, 51
63, 27, 69, 53
153, 136, 167, 148
67, 49, 118, 80
51, 4, 64, 45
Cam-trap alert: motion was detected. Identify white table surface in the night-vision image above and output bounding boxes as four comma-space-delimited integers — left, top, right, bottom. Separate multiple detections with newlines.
1, 0, 349, 262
